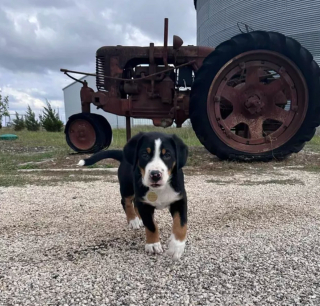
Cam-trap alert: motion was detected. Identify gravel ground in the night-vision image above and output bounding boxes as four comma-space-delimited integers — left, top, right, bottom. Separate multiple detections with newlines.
1, 169, 320, 305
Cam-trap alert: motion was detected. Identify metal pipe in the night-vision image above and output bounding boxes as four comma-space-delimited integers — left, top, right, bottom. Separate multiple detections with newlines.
163, 18, 169, 69
126, 116, 131, 142
60, 61, 195, 83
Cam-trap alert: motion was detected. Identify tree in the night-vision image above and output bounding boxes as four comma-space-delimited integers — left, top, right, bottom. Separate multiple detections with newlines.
25, 105, 40, 131
40, 100, 64, 132
0, 92, 9, 129
12, 112, 25, 131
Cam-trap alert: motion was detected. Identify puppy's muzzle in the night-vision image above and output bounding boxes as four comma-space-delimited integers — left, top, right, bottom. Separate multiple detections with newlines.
150, 170, 162, 183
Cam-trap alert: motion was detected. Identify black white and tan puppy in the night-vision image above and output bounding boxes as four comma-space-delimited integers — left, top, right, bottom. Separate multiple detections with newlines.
78, 132, 188, 260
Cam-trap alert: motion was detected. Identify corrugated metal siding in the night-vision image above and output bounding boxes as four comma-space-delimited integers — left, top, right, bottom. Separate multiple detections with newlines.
196, 0, 320, 66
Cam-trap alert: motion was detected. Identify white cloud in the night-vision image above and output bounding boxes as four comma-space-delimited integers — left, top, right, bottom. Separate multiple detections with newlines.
0, 0, 197, 127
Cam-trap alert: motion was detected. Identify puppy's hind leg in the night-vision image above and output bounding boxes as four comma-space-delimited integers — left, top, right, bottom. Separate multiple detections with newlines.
121, 196, 143, 230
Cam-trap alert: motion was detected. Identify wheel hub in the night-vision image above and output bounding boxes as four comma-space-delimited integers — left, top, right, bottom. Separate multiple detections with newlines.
244, 94, 265, 115
68, 119, 96, 150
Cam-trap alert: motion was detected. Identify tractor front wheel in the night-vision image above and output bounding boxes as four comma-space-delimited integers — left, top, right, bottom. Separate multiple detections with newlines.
65, 113, 112, 154
190, 30, 320, 161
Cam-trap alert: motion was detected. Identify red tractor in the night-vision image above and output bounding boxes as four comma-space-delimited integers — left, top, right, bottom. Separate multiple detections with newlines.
61, 18, 320, 161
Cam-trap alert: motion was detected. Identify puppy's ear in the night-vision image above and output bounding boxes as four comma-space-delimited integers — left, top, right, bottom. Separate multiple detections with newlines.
171, 134, 188, 169
123, 132, 144, 168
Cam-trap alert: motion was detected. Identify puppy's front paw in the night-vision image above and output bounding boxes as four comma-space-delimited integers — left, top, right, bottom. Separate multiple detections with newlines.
128, 217, 144, 230
166, 234, 186, 260
145, 242, 163, 254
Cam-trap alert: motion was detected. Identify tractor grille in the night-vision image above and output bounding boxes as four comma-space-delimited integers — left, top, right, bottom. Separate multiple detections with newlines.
96, 56, 106, 91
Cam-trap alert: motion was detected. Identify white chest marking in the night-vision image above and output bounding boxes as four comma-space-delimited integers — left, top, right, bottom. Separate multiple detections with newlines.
143, 184, 182, 209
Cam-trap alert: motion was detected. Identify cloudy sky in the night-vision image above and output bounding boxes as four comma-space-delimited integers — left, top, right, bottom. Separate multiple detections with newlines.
0, 0, 197, 124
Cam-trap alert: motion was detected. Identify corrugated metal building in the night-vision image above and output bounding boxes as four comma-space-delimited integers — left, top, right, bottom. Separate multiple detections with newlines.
63, 76, 131, 128
194, 0, 320, 65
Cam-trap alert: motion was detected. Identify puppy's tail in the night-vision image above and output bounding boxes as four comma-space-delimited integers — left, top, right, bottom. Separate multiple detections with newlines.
77, 150, 123, 166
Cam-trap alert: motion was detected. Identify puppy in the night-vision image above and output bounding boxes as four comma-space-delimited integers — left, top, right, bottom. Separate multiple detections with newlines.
78, 132, 188, 260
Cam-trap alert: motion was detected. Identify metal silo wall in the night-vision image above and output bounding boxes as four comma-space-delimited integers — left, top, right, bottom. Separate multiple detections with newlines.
196, 0, 320, 65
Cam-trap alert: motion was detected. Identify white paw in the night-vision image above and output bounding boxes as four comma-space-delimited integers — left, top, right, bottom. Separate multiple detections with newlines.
128, 217, 144, 230
166, 234, 186, 260
77, 160, 85, 166
145, 242, 163, 254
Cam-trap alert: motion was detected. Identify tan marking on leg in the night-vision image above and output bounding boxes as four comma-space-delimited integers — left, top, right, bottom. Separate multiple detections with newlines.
145, 221, 160, 244
124, 196, 136, 222
134, 206, 141, 219
172, 212, 187, 241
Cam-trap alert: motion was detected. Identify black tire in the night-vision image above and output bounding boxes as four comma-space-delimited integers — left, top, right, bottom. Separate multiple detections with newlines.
90, 114, 113, 149
190, 31, 320, 161
65, 113, 106, 153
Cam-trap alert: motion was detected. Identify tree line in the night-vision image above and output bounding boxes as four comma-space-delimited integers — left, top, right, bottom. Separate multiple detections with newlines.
0, 93, 64, 132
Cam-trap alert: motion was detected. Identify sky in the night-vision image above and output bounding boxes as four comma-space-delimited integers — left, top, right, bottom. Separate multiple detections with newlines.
0, 0, 197, 125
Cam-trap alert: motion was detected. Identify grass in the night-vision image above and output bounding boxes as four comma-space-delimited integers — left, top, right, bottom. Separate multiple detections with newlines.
240, 179, 305, 186
0, 126, 202, 187
0, 126, 201, 171
110, 125, 202, 148
1, 126, 320, 187
0, 171, 118, 187
307, 134, 320, 152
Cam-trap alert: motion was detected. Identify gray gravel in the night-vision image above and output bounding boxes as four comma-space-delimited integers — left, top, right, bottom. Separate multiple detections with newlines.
1, 169, 320, 305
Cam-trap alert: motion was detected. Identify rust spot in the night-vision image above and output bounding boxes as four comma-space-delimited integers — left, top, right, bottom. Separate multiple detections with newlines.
162, 148, 166, 155
172, 212, 187, 241
147, 147, 151, 154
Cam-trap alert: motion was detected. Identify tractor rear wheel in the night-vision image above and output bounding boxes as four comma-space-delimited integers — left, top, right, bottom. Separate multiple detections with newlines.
190, 31, 320, 161
65, 113, 110, 153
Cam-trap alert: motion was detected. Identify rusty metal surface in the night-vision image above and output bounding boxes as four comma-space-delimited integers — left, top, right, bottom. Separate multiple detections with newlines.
163, 18, 169, 69
80, 81, 93, 113
126, 116, 131, 141
68, 119, 96, 150
173, 35, 183, 50
207, 50, 308, 153
61, 18, 213, 130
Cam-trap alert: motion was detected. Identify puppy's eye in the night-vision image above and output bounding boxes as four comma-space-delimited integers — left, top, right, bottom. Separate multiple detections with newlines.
163, 151, 171, 159
141, 152, 149, 159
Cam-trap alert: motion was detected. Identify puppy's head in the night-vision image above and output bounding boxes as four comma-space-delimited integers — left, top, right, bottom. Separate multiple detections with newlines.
123, 132, 188, 189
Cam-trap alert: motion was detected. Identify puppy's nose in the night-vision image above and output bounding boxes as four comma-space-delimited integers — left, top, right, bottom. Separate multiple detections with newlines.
150, 170, 162, 182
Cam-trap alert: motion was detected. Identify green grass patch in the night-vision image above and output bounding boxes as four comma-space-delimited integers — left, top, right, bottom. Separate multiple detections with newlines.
1, 127, 320, 187
0, 151, 58, 171
0, 129, 68, 149
240, 179, 304, 186
110, 125, 202, 148
306, 135, 320, 152
0, 170, 117, 187
0, 173, 31, 187
17, 164, 41, 170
